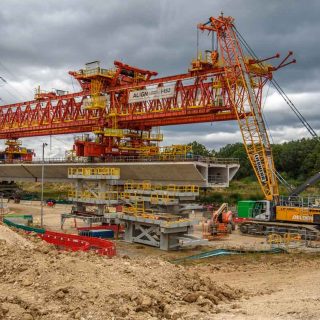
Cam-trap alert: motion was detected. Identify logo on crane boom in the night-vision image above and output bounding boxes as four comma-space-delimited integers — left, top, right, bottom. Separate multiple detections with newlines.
128, 85, 175, 103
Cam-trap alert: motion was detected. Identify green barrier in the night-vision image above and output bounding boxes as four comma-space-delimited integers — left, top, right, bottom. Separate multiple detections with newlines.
3, 217, 45, 234
20, 197, 72, 204
55, 200, 72, 204
4, 214, 33, 222
21, 195, 39, 201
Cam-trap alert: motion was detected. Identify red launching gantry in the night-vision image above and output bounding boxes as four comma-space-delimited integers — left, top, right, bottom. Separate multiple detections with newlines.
0, 15, 293, 161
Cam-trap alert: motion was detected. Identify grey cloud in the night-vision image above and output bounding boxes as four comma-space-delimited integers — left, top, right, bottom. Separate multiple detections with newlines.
0, 0, 319, 156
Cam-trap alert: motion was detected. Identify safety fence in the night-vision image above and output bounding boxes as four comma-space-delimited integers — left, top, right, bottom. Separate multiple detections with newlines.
266, 228, 310, 249
3, 217, 45, 234
38, 232, 90, 252
3, 216, 116, 258
124, 181, 199, 193
25, 155, 239, 164
42, 231, 116, 257
120, 192, 178, 205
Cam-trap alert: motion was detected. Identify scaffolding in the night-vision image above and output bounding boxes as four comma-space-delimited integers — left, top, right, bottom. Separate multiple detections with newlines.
120, 181, 199, 208
65, 169, 205, 250
68, 167, 120, 216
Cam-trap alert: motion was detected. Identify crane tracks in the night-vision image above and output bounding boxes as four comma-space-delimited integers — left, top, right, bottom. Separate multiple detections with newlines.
239, 220, 320, 240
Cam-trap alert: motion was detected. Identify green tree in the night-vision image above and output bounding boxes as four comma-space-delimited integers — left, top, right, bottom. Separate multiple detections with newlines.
190, 138, 320, 184
188, 141, 213, 157
216, 143, 253, 178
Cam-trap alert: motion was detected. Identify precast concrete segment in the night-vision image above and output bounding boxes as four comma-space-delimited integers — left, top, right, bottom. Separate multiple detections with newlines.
0, 161, 239, 187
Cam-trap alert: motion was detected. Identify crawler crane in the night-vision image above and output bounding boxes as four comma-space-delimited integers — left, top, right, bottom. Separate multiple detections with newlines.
197, 15, 320, 238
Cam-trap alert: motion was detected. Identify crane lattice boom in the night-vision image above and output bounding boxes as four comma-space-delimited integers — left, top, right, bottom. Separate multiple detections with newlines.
199, 15, 279, 201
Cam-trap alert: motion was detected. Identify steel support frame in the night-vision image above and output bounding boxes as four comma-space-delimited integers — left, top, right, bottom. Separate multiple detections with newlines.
123, 220, 193, 250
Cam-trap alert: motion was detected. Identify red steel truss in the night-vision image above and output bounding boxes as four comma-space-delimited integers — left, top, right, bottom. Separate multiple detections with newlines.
0, 69, 238, 139
0, 16, 283, 147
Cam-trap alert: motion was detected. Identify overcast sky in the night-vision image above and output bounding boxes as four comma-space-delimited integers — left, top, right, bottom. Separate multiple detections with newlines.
0, 0, 319, 158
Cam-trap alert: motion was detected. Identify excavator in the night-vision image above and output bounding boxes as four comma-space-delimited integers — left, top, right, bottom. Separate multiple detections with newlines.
198, 15, 320, 239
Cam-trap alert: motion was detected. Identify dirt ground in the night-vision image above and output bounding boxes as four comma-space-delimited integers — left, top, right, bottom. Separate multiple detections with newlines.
0, 201, 320, 319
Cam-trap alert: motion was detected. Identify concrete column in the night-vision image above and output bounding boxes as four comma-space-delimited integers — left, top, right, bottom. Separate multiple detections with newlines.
227, 165, 230, 187
124, 221, 133, 243
75, 179, 84, 198
97, 204, 105, 215
160, 233, 170, 251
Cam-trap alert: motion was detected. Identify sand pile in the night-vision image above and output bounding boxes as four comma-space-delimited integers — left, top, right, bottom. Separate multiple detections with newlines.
0, 233, 244, 320
0, 224, 33, 249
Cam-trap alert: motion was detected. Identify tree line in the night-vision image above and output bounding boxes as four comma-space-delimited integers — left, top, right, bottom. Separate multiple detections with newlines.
189, 138, 320, 182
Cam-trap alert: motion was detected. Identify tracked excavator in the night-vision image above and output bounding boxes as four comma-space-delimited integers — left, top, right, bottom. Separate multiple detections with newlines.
198, 15, 320, 239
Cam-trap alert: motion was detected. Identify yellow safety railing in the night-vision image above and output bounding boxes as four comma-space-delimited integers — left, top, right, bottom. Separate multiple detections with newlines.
267, 233, 302, 247
167, 184, 176, 192
267, 234, 283, 245
68, 190, 118, 200
122, 206, 150, 215
159, 145, 192, 156
92, 126, 105, 134
83, 96, 107, 110
141, 132, 164, 141
150, 194, 176, 204
283, 233, 302, 244
121, 208, 190, 224
80, 67, 116, 78
124, 181, 152, 191
68, 167, 120, 177
124, 181, 199, 193
120, 192, 177, 205
104, 128, 124, 137
5, 140, 22, 146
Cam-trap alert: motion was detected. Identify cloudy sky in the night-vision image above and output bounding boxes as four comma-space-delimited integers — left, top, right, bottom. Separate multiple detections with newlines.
0, 0, 319, 158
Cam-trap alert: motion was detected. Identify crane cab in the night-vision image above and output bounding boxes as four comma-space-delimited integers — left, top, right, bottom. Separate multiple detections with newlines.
237, 200, 273, 221
251, 200, 273, 221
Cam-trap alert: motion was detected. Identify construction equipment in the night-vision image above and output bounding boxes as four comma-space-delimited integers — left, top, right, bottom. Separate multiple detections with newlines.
0, 15, 287, 161
196, 15, 320, 238
0, 139, 34, 163
207, 203, 234, 236
0, 14, 318, 237
0, 181, 23, 200
289, 172, 320, 197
